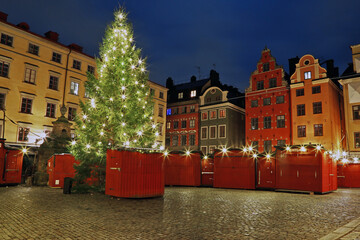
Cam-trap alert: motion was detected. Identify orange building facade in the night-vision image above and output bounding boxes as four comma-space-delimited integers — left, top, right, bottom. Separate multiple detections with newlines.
245, 48, 291, 153
290, 54, 345, 152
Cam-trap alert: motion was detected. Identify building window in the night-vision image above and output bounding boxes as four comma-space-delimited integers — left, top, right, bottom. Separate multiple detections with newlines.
314, 124, 323, 136
68, 107, 76, 121
202, 112, 208, 120
219, 109, 226, 118
87, 65, 95, 74
24, 68, 37, 84
28, 43, 39, 55
201, 146, 207, 155
189, 134, 195, 146
251, 100, 258, 107
312, 86, 321, 94
182, 106, 187, 114
297, 125, 306, 137
159, 91, 164, 99
209, 126, 216, 139
257, 81, 264, 90
190, 90, 196, 97
158, 123, 163, 136
173, 108, 178, 115
210, 110, 217, 119
263, 98, 271, 106
189, 119, 195, 128
277, 140, 286, 147
209, 146, 216, 154
0, 61, 9, 77
1, 33, 13, 46
297, 104, 305, 116
166, 108, 171, 116
52, 52, 62, 63
18, 127, 29, 142
219, 125, 226, 138
150, 88, 155, 96
313, 102, 322, 114
251, 118, 258, 130
173, 121, 179, 129
264, 140, 272, 153
296, 89, 304, 96
190, 105, 195, 113
304, 71, 312, 80
264, 116, 271, 129
166, 122, 171, 129
72, 60, 81, 70
181, 120, 187, 128
20, 98, 32, 114
201, 127, 208, 139
269, 78, 277, 88
158, 105, 164, 117
46, 103, 56, 118
263, 63, 269, 72
353, 105, 360, 120
276, 96, 284, 104
70, 81, 79, 95
355, 132, 360, 148
0, 93, 5, 110
252, 141, 259, 150
178, 92, 183, 99
181, 135, 187, 146
277, 115, 285, 128
49, 76, 59, 90
172, 135, 178, 146
165, 137, 170, 146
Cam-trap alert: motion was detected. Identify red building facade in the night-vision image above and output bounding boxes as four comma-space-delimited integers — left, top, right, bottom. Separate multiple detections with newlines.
245, 48, 291, 152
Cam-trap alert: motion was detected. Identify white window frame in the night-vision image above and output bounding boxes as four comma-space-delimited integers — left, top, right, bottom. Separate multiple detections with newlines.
189, 119, 195, 128
70, 78, 80, 95
218, 124, 226, 138
45, 98, 59, 118
49, 70, 61, 90
0, 87, 9, 110
304, 71, 311, 80
178, 92, 183, 99
209, 125, 217, 139
190, 90, 196, 97
201, 126, 208, 140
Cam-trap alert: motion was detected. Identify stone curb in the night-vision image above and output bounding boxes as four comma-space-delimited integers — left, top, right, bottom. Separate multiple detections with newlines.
319, 217, 360, 240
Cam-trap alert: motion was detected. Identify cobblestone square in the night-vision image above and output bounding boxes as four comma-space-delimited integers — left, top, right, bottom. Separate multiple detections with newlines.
0, 186, 359, 239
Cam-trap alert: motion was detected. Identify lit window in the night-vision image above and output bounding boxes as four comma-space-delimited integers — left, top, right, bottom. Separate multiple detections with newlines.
304, 71, 311, 79
18, 127, 29, 142
70, 81, 79, 95
209, 146, 216, 154
355, 132, 360, 148
178, 92, 183, 99
166, 108, 171, 116
166, 122, 171, 129
190, 105, 195, 112
190, 90, 196, 97
201, 146, 207, 155
276, 115, 285, 128
189, 119, 195, 128
158, 123, 163, 136
24, 68, 37, 84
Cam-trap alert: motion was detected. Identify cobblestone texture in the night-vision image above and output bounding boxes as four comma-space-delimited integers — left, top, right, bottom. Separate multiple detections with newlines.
0, 186, 359, 239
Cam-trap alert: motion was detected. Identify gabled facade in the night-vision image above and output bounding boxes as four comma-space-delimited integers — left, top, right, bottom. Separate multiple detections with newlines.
245, 48, 291, 153
339, 44, 360, 158
290, 54, 345, 151
165, 70, 219, 151
199, 86, 245, 155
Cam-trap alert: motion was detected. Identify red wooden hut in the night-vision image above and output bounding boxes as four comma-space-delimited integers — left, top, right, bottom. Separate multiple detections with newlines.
0, 139, 23, 185
47, 153, 77, 188
337, 163, 360, 188
201, 157, 214, 187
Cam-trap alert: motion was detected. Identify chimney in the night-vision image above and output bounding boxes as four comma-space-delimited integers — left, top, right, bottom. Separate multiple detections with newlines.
0, 12, 8, 22
68, 43, 83, 53
166, 77, 174, 89
17, 22, 30, 31
210, 69, 219, 83
325, 59, 339, 78
288, 56, 299, 76
44, 31, 59, 42
190, 76, 196, 83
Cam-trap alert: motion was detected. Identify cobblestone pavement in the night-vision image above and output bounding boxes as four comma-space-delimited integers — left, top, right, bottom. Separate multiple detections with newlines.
0, 186, 359, 240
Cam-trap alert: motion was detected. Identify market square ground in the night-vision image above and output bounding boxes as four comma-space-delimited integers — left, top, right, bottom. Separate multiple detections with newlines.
0, 186, 359, 239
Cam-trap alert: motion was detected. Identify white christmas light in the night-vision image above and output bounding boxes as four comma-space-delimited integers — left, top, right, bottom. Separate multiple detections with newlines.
266, 154, 271, 159
300, 146, 306, 152
83, 115, 87, 120
102, 124, 106, 127
204, 155, 208, 160
155, 132, 159, 136
82, 125, 86, 129
133, 139, 137, 143
141, 68, 145, 72
253, 154, 257, 158
185, 150, 191, 156
86, 144, 91, 149
100, 131, 104, 136
285, 146, 291, 151
342, 151, 347, 157
122, 122, 126, 126
125, 141, 130, 146
118, 14, 124, 19
222, 148, 227, 153
243, 147, 247, 152
112, 46, 116, 51
342, 158, 349, 164
130, 38, 133, 42
138, 59, 142, 64
22, 148, 28, 154
110, 97, 113, 101
137, 131, 143, 136
354, 157, 359, 163
152, 124, 156, 129
121, 86, 126, 90
91, 98, 96, 108
131, 65, 135, 69
159, 146, 165, 151
150, 117, 153, 120
121, 95, 126, 99
71, 140, 76, 146
248, 146, 253, 151
98, 142, 102, 145
164, 151, 169, 157
135, 81, 138, 85
123, 133, 126, 136
316, 145, 322, 151
141, 84, 144, 88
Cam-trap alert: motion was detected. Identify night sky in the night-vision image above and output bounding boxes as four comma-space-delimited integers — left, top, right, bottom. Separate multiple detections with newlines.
2, 0, 360, 91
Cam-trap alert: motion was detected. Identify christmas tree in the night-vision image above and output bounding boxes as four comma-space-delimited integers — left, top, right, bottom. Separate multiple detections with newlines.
69, 8, 159, 188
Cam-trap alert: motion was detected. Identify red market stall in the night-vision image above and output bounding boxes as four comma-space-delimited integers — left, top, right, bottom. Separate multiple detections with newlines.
47, 153, 77, 188
105, 149, 164, 198
201, 157, 214, 187
337, 163, 360, 188
213, 149, 256, 190
0, 139, 23, 185
256, 156, 276, 189
275, 146, 337, 193
164, 151, 201, 186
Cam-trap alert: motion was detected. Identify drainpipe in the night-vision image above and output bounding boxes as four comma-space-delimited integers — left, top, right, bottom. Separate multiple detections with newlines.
62, 48, 72, 108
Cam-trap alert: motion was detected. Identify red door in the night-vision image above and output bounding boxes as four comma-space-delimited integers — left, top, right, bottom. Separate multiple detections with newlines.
257, 157, 275, 189
4, 150, 23, 184
105, 150, 122, 196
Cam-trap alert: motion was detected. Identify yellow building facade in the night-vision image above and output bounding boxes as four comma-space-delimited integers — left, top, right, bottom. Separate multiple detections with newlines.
0, 12, 167, 148
339, 44, 360, 158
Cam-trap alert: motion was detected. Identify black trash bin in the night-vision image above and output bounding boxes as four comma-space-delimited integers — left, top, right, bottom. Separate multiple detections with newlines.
63, 177, 73, 194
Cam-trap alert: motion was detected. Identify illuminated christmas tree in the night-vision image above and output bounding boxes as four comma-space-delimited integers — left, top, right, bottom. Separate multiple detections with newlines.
69, 8, 158, 187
